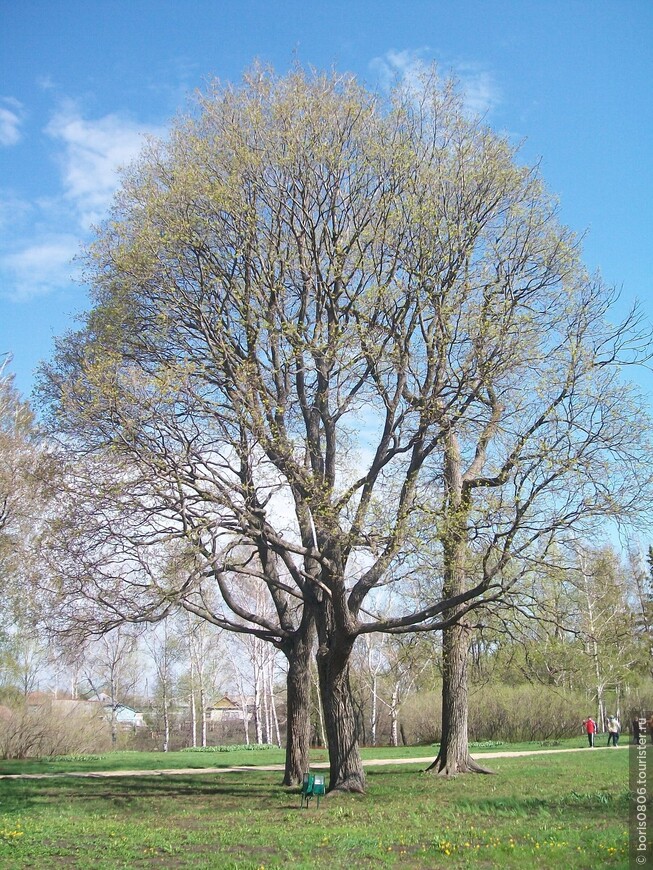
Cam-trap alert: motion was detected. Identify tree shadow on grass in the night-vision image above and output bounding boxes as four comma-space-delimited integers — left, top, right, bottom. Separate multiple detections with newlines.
0, 774, 290, 814
454, 789, 628, 817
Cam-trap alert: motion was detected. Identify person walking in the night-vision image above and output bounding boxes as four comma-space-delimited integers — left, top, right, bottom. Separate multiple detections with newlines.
607, 715, 620, 746
583, 716, 597, 747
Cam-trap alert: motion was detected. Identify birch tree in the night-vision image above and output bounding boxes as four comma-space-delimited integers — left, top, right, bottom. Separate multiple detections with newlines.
80, 627, 141, 748
573, 546, 639, 727
182, 613, 225, 747
144, 620, 182, 752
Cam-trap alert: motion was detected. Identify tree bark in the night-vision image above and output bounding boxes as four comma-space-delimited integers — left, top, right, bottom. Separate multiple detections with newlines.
200, 686, 207, 747
316, 635, 365, 793
426, 430, 494, 776
253, 643, 263, 744
390, 682, 399, 747
268, 661, 281, 748
426, 622, 493, 775
281, 614, 315, 786
371, 673, 378, 747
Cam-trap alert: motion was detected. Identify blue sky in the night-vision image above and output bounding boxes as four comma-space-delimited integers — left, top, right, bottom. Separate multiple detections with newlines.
1, 0, 652, 400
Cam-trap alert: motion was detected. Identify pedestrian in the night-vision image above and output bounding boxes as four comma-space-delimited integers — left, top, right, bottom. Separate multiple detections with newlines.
633, 716, 641, 744
607, 715, 620, 747
582, 716, 597, 747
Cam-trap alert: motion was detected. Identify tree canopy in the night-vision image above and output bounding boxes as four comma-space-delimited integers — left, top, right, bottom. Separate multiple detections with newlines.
40, 66, 653, 790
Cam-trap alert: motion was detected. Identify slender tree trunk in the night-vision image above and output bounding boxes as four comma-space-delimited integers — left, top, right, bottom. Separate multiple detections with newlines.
261, 645, 271, 743
234, 671, 250, 745
190, 684, 197, 748
596, 676, 607, 732
371, 673, 378, 747
390, 682, 399, 748
162, 683, 170, 753
189, 648, 197, 749
200, 686, 207, 747
110, 674, 118, 748
268, 661, 281, 748
316, 635, 365, 793
253, 644, 263, 744
264, 694, 271, 744
579, 551, 607, 731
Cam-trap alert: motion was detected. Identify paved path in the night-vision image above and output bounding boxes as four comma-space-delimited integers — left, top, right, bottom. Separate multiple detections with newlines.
0, 745, 624, 781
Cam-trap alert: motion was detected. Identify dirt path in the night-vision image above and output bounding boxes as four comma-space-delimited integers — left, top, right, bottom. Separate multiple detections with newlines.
0, 744, 624, 780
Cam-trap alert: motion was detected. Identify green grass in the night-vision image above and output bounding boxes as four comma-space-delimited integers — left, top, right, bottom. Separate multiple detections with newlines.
0, 746, 631, 868
0, 746, 287, 775
0, 735, 595, 776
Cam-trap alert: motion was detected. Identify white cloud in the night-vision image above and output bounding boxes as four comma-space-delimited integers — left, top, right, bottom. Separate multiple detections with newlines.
0, 193, 32, 233
1, 234, 81, 301
370, 48, 430, 95
455, 64, 501, 117
45, 104, 161, 228
370, 50, 501, 118
1, 102, 163, 302
0, 98, 25, 146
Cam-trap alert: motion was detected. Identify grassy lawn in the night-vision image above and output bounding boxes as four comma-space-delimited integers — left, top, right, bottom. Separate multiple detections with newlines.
0, 735, 596, 776
0, 745, 288, 776
0, 746, 630, 868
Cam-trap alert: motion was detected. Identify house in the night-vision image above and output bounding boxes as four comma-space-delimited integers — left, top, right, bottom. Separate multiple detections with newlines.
83, 693, 146, 729
205, 696, 244, 723
103, 703, 146, 730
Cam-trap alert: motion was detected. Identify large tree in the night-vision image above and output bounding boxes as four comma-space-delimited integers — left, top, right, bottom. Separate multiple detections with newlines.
40, 67, 652, 790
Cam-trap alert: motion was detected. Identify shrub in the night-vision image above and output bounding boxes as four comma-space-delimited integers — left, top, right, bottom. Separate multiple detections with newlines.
467, 684, 589, 742
0, 700, 111, 759
397, 683, 591, 745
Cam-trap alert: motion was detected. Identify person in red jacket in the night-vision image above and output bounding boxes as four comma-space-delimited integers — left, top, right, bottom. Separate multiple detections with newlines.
583, 717, 597, 747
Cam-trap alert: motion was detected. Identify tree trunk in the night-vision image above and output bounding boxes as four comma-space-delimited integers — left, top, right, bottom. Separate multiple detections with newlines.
316, 637, 365, 793
162, 687, 170, 753
236, 674, 250, 745
390, 682, 399, 748
200, 686, 207, 747
190, 684, 197, 748
109, 674, 118, 748
253, 646, 263, 744
426, 430, 494, 777
371, 673, 378, 747
268, 661, 281, 748
312, 664, 327, 747
426, 622, 493, 776
281, 618, 314, 786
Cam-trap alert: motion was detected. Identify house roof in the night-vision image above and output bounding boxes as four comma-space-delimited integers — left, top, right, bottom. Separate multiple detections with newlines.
207, 695, 239, 710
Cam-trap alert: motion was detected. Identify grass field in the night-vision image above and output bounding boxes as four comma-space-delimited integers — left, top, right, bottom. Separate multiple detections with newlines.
0, 744, 631, 868
0, 735, 592, 775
